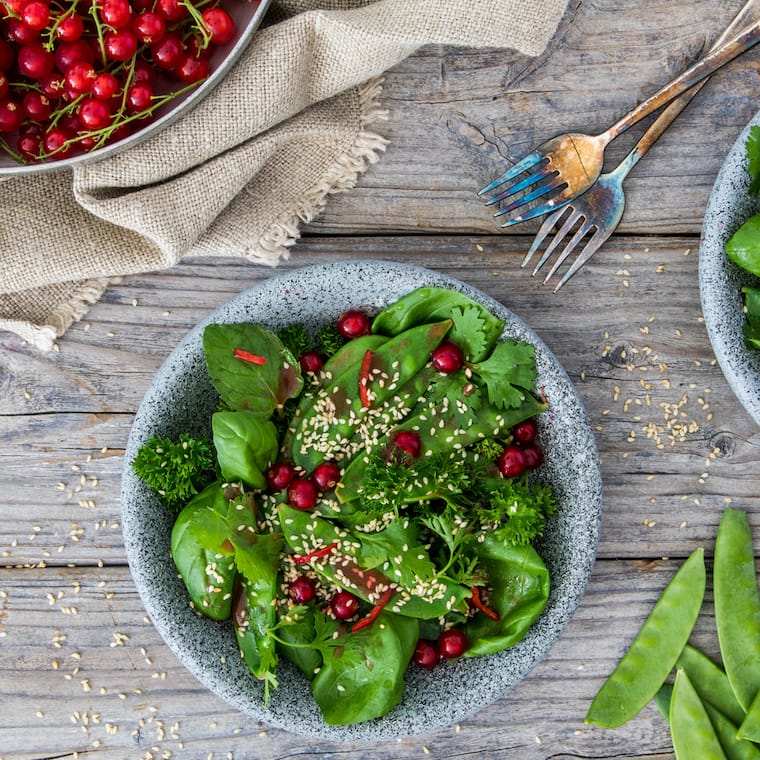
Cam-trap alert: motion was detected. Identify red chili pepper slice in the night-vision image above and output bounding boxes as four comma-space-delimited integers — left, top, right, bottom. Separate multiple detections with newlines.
233, 347, 267, 365
292, 541, 339, 565
470, 586, 500, 621
351, 587, 394, 632
359, 349, 373, 409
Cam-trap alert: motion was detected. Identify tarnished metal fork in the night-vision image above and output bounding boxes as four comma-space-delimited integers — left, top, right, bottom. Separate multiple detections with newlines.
523, 0, 760, 292
478, 13, 760, 227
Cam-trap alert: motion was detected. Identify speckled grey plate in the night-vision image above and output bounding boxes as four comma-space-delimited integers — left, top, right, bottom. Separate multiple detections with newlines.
700, 111, 760, 426
121, 261, 602, 741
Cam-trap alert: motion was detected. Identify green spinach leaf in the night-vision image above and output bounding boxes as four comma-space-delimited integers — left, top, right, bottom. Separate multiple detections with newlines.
212, 410, 278, 489
726, 214, 760, 278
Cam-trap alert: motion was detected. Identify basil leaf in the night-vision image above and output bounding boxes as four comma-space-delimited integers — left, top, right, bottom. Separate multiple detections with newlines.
212, 410, 278, 489
464, 536, 550, 657
311, 611, 418, 725
726, 214, 760, 278
203, 323, 303, 414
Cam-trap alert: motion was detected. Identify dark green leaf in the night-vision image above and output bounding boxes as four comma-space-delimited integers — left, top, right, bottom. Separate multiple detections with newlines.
747, 125, 760, 196
726, 215, 760, 278
212, 410, 278, 489
277, 323, 314, 358
471, 340, 538, 410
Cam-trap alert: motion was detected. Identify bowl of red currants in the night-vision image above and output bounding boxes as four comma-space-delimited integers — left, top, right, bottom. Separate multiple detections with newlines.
0, 0, 271, 173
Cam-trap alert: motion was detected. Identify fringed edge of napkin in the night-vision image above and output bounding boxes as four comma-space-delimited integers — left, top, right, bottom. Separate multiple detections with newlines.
250, 77, 390, 264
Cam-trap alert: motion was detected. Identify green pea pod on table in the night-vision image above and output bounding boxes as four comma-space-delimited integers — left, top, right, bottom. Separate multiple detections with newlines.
370, 286, 505, 362
670, 669, 728, 760
585, 548, 706, 729
714, 508, 760, 714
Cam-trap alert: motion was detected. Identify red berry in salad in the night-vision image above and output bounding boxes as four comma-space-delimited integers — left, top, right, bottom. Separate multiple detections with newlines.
330, 590, 361, 620
513, 418, 538, 444
299, 350, 323, 375
412, 639, 439, 669
266, 462, 295, 491
394, 430, 421, 458
438, 628, 468, 659
288, 575, 316, 604
337, 310, 371, 339
521, 444, 544, 470
430, 340, 464, 374
497, 445, 527, 478
311, 461, 341, 491
287, 477, 318, 511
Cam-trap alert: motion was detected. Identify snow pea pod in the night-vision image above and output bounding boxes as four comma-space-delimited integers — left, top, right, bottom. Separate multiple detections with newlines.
670, 669, 727, 760
657, 682, 760, 760
676, 644, 745, 727
714, 508, 760, 713
738, 689, 760, 742
585, 549, 706, 729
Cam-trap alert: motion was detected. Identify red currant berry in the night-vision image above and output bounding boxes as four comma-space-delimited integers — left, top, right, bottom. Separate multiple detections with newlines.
55, 40, 94, 73
43, 125, 75, 158
0, 39, 13, 71
337, 309, 371, 339
438, 628, 468, 659
394, 430, 421, 458
151, 33, 184, 69
412, 639, 439, 669
431, 340, 464, 374
201, 7, 235, 45
0, 99, 22, 132
65, 60, 96, 93
311, 461, 341, 492
513, 418, 538, 444
287, 477, 318, 511
299, 351, 323, 375
21, 0, 50, 31
265, 462, 295, 491
78, 97, 111, 130
21, 90, 51, 121
173, 52, 209, 84
56, 13, 85, 42
0, 72, 7, 99
40, 72, 65, 99
125, 82, 152, 113
7, 17, 40, 43
330, 590, 360, 620
131, 58, 155, 85
497, 445, 527, 478
521, 444, 544, 470
132, 10, 165, 44
100, 0, 131, 28
91, 71, 119, 100
104, 28, 137, 61
155, 0, 186, 22
17, 129, 41, 160
289, 575, 316, 604
17, 42, 54, 79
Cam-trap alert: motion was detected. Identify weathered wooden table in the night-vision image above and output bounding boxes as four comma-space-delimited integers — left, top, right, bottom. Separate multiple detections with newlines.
3, 1, 760, 757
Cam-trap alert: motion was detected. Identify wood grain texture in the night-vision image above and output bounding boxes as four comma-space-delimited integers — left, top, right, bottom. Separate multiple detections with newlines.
3, 0, 760, 756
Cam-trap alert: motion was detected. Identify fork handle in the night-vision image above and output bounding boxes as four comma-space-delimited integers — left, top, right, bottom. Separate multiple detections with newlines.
604, 17, 760, 143
614, 0, 760, 176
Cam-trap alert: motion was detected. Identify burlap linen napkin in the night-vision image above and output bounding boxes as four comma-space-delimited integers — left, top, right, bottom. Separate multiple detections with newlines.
0, 0, 569, 349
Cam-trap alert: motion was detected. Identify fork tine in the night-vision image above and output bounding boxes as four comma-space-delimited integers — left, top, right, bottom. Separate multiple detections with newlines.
521, 206, 570, 268
483, 163, 553, 206
478, 151, 543, 196
542, 220, 596, 284
493, 176, 566, 218
552, 228, 611, 292
530, 208, 583, 276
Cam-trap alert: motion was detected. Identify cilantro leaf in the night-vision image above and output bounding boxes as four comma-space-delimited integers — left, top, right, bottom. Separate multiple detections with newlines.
471, 340, 537, 410
450, 305, 488, 362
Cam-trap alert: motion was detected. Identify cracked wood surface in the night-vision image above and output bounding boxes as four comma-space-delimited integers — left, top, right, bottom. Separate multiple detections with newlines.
3, 1, 760, 758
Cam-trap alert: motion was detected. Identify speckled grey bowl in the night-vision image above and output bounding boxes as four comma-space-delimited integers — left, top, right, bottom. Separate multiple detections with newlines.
700, 111, 760, 426
121, 261, 602, 741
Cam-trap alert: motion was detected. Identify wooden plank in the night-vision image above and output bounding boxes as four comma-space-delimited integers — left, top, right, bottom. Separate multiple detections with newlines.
0, 559, 720, 759
1, 239, 758, 568
306, 0, 760, 237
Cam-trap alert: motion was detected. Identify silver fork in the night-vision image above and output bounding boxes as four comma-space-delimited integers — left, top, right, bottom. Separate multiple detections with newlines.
523, 0, 759, 292
478, 13, 760, 226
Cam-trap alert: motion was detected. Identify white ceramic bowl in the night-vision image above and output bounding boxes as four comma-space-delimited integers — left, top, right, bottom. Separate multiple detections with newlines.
121, 261, 603, 740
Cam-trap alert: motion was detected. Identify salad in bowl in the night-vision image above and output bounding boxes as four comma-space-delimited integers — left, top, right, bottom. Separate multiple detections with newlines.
121, 261, 601, 740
